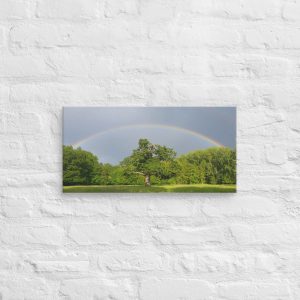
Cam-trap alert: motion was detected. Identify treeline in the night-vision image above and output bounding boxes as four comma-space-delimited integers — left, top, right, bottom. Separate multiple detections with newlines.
63, 143, 236, 186
176, 147, 236, 184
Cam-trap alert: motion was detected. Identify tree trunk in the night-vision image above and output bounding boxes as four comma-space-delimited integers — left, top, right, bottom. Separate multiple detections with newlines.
144, 174, 151, 186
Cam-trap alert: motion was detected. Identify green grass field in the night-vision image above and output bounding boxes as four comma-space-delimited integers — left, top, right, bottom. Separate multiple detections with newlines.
63, 184, 236, 193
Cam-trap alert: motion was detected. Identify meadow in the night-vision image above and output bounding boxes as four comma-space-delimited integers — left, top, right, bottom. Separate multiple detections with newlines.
63, 184, 236, 193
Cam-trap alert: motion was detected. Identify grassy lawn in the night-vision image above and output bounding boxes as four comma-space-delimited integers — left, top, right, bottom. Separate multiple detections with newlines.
63, 184, 236, 193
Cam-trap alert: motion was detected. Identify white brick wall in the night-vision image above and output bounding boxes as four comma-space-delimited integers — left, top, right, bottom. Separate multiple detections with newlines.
0, 0, 299, 299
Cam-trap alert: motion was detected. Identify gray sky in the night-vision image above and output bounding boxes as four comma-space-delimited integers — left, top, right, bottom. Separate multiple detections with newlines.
63, 107, 236, 165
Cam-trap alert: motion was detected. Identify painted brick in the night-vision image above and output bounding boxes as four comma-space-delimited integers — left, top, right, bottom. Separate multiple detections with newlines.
140, 0, 175, 22
230, 223, 300, 246
36, 0, 99, 20
0, 27, 5, 48
117, 198, 194, 217
173, 252, 250, 274
245, 26, 300, 49
265, 143, 288, 165
25, 250, 89, 273
0, 197, 32, 217
140, 278, 216, 300
153, 226, 225, 245
68, 223, 143, 245
40, 199, 112, 217
10, 83, 107, 105
0, 55, 55, 78
0, 85, 9, 106
6, 112, 41, 135
105, 0, 139, 17
202, 194, 279, 218
283, 1, 300, 21
0, 0, 29, 19
177, 0, 281, 20
0, 276, 53, 299
218, 281, 291, 299
211, 55, 290, 78
99, 249, 164, 271
175, 23, 241, 48
0, 224, 64, 246
60, 278, 132, 299
10, 23, 142, 49
108, 80, 145, 100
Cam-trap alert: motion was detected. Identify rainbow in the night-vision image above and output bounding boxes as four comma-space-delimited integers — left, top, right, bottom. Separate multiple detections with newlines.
71, 124, 224, 148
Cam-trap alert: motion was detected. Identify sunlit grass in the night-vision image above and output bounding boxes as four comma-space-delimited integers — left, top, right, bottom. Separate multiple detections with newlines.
63, 184, 236, 193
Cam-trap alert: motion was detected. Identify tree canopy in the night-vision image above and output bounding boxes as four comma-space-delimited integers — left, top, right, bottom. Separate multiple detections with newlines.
121, 138, 178, 186
176, 147, 236, 184
63, 139, 236, 186
63, 145, 100, 185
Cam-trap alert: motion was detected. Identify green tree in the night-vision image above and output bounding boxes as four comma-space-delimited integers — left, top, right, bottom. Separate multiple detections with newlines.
175, 147, 236, 184
63, 145, 100, 185
199, 160, 206, 184
92, 163, 114, 185
176, 158, 200, 184
121, 138, 178, 186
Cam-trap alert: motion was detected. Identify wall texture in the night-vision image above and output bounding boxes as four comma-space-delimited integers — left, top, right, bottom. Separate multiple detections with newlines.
0, 0, 300, 299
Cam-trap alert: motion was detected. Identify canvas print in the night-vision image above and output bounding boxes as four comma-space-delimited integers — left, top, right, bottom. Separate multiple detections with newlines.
63, 107, 236, 193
